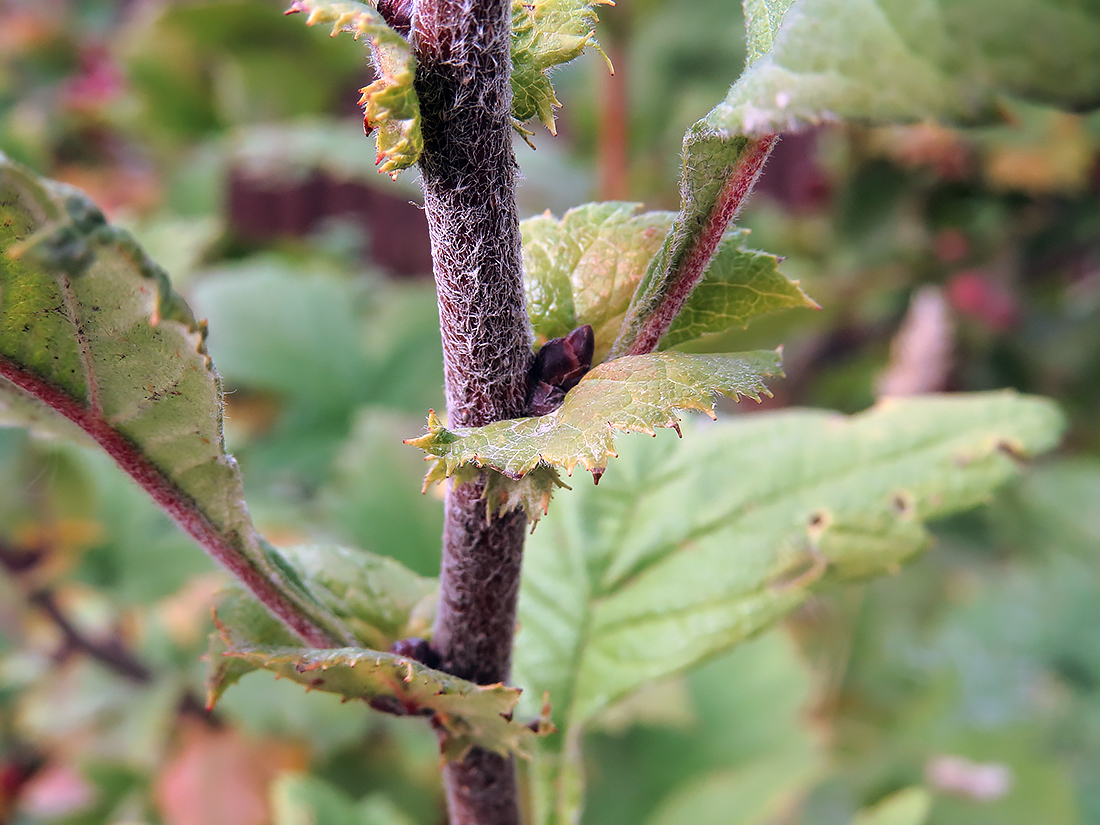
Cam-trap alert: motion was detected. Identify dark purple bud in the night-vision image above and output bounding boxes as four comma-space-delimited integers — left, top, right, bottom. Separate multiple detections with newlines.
389, 637, 442, 670
527, 324, 595, 414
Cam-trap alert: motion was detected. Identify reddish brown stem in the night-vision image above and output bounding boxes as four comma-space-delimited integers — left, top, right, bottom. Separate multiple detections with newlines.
619, 133, 778, 357
412, 0, 532, 822
0, 357, 339, 649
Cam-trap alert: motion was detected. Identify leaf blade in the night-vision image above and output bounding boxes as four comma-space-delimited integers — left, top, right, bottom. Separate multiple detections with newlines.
512, 392, 1064, 824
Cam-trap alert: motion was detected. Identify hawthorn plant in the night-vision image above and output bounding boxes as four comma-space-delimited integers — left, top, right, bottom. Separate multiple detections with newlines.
1, 1, 1097, 824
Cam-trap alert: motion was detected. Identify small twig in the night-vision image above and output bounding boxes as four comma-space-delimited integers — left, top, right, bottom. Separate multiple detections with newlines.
27, 588, 153, 683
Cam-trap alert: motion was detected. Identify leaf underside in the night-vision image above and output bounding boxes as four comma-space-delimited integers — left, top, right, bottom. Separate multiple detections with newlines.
513, 392, 1064, 825
287, 0, 423, 176
521, 202, 814, 361
0, 152, 351, 646
405, 350, 783, 519
616, 0, 1100, 360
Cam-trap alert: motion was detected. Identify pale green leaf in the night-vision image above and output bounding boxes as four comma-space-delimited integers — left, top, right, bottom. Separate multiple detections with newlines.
851, 788, 932, 825
0, 152, 352, 647
405, 350, 782, 517
511, 0, 613, 134
522, 203, 811, 360
287, 0, 422, 176
725, 0, 1100, 138
512, 392, 1063, 825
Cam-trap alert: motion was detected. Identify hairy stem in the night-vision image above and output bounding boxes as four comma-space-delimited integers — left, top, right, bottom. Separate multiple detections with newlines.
0, 357, 341, 649
412, 1, 533, 823
611, 133, 778, 358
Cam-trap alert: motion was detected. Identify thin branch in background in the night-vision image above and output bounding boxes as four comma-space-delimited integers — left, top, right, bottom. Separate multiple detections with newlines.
877, 286, 954, 398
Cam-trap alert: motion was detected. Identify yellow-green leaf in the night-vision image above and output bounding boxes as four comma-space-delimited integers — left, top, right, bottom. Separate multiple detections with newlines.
511, 0, 613, 134
522, 203, 812, 361
286, 0, 422, 176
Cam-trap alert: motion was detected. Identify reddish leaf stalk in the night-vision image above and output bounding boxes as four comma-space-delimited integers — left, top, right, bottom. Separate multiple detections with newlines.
624, 133, 778, 356
0, 356, 339, 650
412, 0, 532, 822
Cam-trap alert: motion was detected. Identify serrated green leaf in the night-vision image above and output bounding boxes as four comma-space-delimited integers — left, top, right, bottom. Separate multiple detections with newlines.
0, 152, 352, 647
206, 545, 437, 705
523, 204, 811, 360
286, 0, 422, 176
405, 350, 782, 513
213, 621, 541, 762
511, 0, 613, 134
513, 392, 1063, 825
851, 788, 931, 825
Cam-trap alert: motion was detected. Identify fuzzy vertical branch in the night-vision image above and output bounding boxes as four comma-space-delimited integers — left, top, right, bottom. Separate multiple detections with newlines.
412, 0, 533, 823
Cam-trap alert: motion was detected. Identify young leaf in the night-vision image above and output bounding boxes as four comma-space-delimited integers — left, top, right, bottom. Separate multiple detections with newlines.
522, 203, 812, 361
285, 0, 422, 176
0, 153, 351, 648
512, 392, 1063, 825
511, 0, 614, 135
210, 603, 543, 762
405, 350, 782, 507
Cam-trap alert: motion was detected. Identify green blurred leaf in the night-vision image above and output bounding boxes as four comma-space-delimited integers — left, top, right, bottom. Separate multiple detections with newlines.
644, 754, 819, 825
272, 773, 417, 825
522, 203, 811, 360
286, 0, 422, 176
190, 261, 369, 406
405, 351, 782, 518
0, 153, 352, 646
513, 392, 1063, 825
852, 788, 931, 825
319, 410, 445, 578
511, 0, 613, 134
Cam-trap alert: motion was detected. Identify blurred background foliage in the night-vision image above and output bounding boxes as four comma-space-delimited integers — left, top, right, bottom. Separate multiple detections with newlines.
1, 0, 1099, 823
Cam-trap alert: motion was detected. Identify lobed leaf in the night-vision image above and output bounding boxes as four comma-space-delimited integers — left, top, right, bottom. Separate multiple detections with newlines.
511, 0, 614, 135
405, 350, 782, 518
522, 203, 812, 361
512, 392, 1063, 825
286, 0, 422, 176
210, 597, 544, 762
0, 153, 351, 647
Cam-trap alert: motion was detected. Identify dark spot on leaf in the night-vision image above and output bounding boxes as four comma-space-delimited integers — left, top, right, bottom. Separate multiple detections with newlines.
807, 511, 826, 528
368, 695, 409, 716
